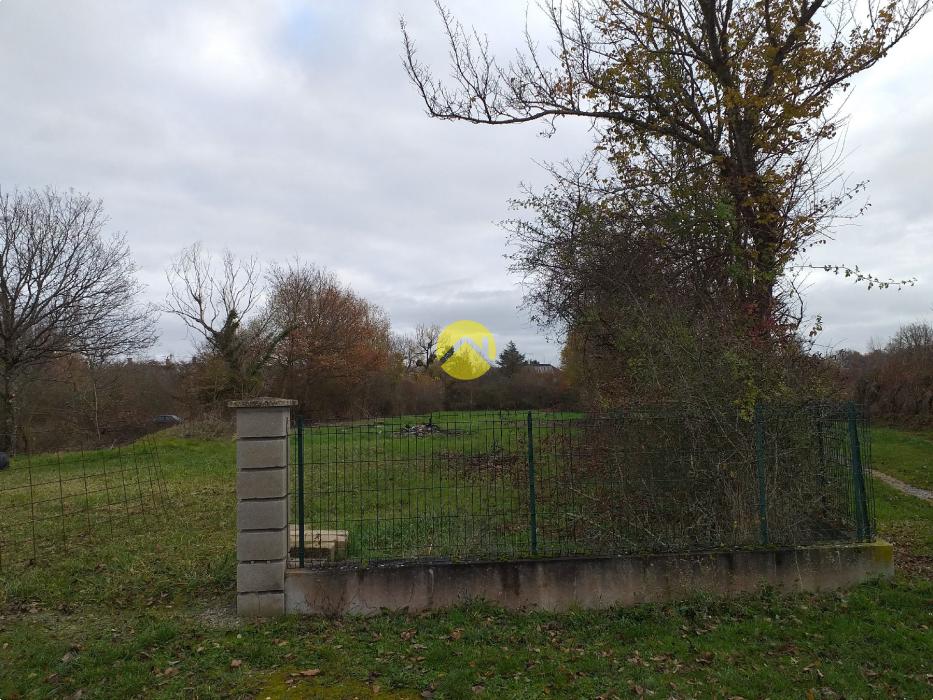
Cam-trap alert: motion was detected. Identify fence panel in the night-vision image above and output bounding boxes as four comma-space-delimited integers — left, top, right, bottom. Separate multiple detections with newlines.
289, 403, 873, 568
0, 432, 168, 573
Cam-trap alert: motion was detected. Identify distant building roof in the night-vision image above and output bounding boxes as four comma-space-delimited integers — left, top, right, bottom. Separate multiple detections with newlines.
523, 363, 559, 374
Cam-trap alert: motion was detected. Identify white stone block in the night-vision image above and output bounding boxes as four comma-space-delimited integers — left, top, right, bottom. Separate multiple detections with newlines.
237, 467, 288, 500
237, 438, 287, 469
238, 528, 288, 562
237, 498, 287, 531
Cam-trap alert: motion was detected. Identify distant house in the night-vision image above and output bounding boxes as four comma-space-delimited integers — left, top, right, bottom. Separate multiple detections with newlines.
523, 362, 559, 374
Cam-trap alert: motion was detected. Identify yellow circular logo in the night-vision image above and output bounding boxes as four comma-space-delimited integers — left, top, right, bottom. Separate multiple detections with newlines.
436, 320, 496, 380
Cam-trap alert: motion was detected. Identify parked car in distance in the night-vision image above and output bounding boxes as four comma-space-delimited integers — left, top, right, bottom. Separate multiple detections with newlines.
153, 414, 183, 427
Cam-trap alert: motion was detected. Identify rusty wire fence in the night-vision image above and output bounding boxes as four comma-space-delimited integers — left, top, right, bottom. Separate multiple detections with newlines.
288, 402, 873, 568
0, 430, 169, 572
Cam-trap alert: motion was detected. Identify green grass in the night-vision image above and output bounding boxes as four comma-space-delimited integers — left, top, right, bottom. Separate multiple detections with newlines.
1, 423, 931, 698
870, 426, 933, 490
873, 479, 933, 562
299, 412, 538, 561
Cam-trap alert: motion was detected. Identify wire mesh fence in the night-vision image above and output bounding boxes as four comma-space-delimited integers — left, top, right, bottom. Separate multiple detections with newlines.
0, 429, 169, 573
289, 402, 873, 568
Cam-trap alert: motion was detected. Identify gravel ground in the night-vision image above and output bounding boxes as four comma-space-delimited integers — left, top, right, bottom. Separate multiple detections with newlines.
874, 471, 933, 502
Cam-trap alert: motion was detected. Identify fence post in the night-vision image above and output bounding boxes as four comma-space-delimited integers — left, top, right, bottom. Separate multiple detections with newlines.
815, 411, 829, 519
526, 411, 538, 556
296, 415, 305, 568
846, 402, 870, 541
754, 401, 769, 546
230, 397, 297, 617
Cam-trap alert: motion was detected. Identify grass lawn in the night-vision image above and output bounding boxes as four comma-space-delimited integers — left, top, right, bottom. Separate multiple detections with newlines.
1, 427, 931, 699
871, 426, 933, 490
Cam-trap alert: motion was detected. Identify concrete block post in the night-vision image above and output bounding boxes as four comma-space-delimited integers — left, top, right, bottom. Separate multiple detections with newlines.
229, 397, 297, 617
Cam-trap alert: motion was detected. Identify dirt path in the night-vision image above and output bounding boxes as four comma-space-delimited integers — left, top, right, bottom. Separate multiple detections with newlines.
873, 471, 933, 502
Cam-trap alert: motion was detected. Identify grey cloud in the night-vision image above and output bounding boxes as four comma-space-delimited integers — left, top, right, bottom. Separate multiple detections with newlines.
0, 0, 930, 366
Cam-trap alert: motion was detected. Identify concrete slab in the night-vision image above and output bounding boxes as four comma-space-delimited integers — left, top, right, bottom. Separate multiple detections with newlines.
237, 560, 286, 593
236, 439, 287, 470
288, 526, 348, 561
238, 529, 288, 562
237, 591, 286, 617
237, 499, 287, 531
237, 467, 288, 500
236, 408, 290, 439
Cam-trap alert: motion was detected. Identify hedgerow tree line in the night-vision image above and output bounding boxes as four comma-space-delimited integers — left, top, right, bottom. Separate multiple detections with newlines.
0, 187, 571, 451
835, 321, 933, 425
2, 0, 929, 448
1, 181, 923, 457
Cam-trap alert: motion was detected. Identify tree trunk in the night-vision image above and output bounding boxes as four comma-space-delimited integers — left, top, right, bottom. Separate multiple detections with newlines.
721, 132, 782, 334
1, 370, 17, 455
90, 369, 102, 442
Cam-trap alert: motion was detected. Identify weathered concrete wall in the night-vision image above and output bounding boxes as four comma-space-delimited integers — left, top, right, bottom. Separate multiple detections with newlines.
231, 397, 296, 617
284, 541, 893, 616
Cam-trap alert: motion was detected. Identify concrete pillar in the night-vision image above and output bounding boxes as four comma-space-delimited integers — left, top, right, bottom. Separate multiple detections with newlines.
229, 397, 297, 617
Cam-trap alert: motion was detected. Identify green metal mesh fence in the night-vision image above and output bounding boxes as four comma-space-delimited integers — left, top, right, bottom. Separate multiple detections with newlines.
289, 403, 873, 568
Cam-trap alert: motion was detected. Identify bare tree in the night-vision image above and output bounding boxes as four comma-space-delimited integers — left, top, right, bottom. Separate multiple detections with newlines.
886, 321, 933, 353
394, 332, 421, 369
164, 243, 284, 400
0, 187, 156, 453
415, 323, 441, 367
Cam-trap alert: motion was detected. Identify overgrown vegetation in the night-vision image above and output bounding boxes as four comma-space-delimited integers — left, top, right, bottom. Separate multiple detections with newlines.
403, 0, 925, 411
295, 406, 872, 565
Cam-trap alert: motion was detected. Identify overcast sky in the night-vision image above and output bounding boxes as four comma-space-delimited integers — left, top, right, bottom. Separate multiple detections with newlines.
1, 1, 930, 364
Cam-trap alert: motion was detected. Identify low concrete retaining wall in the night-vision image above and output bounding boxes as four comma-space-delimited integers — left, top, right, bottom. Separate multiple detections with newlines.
284, 541, 893, 616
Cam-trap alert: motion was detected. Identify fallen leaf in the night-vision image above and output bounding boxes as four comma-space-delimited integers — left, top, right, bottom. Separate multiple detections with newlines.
299, 669, 321, 677
229, 659, 242, 669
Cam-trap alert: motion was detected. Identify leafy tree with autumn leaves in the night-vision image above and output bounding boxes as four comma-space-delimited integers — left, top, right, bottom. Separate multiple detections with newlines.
265, 261, 398, 417
403, 0, 925, 405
